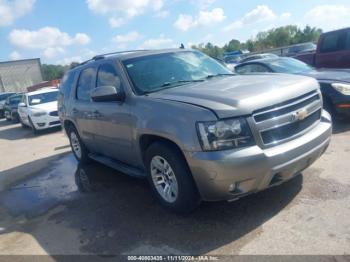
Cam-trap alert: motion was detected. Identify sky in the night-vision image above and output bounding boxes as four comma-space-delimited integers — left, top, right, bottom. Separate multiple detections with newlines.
0, 0, 349, 65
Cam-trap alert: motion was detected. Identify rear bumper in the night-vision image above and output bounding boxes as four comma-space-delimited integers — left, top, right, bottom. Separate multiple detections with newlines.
185, 110, 332, 201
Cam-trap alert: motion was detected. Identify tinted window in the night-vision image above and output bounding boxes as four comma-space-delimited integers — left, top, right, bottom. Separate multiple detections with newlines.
320, 32, 342, 53
28, 91, 58, 106
235, 64, 270, 74
0, 93, 15, 101
77, 67, 96, 101
123, 51, 232, 94
267, 58, 313, 73
97, 64, 119, 87
345, 30, 350, 50
60, 71, 76, 97
9, 95, 22, 105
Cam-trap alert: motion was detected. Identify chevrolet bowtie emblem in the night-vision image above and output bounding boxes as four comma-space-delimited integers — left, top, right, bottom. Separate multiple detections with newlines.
292, 109, 308, 122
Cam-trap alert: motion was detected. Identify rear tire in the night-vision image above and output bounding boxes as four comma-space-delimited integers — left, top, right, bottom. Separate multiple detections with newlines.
145, 142, 201, 214
68, 126, 90, 163
12, 113, 20, 123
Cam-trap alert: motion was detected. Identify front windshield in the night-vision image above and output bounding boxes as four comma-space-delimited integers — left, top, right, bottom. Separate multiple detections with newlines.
123, 51, 232, 94
29, 91, 58, 106
268, 58, 313, 74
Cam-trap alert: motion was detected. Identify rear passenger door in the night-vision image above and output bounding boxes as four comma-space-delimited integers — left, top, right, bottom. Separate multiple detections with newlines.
72, 66, 99, 152
92, 62, 134, 165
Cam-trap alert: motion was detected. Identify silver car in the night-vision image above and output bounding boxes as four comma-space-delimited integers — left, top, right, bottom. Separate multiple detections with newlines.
58, 49, 332, 213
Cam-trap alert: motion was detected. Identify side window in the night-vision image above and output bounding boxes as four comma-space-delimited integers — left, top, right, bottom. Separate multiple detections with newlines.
97, 63, 120, 87
250, 64, 269, 72
236, 64, 268, 74
235, 65, 249, 74
60, 71, 76, 97
320, 32, 342, 53
77, 67, 96, 101
345, 30, 350, 50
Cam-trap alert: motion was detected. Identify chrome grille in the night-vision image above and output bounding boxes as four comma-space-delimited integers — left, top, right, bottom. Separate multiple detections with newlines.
252, 90, 322, 146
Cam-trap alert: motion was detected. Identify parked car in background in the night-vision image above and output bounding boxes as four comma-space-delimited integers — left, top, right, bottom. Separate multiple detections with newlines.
235, 57, 350, 118
18, 88, 60, 133
285, 42, 316, 57
4, 93, 23, 123
59, 49, 331, 213
239, 53, 278, 64
0, 92, 16, 118
294, 27, 350, 69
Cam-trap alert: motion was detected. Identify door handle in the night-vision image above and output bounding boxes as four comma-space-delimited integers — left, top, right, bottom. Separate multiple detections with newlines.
72, 108, 78, 114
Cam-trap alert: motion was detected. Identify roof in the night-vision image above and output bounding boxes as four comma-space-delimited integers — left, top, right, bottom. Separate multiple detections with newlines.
73, 49, 194, 70
26, 87, 58, 96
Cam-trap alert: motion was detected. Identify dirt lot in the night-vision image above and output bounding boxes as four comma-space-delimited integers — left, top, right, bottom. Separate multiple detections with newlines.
0, 118, 349, 257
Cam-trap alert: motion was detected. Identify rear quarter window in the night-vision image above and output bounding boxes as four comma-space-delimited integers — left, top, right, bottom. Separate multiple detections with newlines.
76, 67, 96, 101
60, 71, 76, 98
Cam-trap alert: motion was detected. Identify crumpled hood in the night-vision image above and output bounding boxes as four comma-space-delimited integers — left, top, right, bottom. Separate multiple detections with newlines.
301, 69, 350, 83
149, 74, 319, 118
30, 101, 58, 112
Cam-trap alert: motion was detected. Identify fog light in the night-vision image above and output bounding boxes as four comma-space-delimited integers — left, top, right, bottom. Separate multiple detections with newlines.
37, 123, 45, 127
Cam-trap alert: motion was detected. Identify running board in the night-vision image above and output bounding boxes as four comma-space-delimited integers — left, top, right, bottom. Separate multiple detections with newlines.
88, 153, 146, 178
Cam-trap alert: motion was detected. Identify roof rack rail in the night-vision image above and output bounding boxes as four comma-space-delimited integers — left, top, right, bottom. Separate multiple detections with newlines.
92, 49, 150, 60
78, 49, 150, 67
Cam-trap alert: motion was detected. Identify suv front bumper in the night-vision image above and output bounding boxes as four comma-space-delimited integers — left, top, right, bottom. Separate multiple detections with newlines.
185, 110, 332, 201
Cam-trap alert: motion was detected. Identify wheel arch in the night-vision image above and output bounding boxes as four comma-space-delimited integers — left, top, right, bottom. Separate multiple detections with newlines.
139, 134, 185, 162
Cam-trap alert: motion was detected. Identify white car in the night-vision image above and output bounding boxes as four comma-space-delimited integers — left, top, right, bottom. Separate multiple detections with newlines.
18, 88, 61, 133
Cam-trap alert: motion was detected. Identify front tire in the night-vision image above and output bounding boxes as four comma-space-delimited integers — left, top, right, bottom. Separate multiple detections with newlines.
68, 126, 90, 163
145, 142, 201, 214
28, 117, 38, 134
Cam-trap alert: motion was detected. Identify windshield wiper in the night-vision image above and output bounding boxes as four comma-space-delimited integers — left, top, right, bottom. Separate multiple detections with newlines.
161, 79, 205, 87
143, 79, 205, 95
205, 73, 235, 79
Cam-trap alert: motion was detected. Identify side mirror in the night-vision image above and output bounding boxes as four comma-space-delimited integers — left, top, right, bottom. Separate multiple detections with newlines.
91, 83, 125, 102
18, 102, 26, 107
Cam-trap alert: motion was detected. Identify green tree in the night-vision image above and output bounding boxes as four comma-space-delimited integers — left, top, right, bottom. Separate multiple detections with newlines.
41, 64, 65, 81
223, 39, 241, 52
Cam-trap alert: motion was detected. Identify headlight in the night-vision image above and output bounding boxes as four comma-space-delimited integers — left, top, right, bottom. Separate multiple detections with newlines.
197, 117, 255, 151
32, 111, 47, 117
331, 83, 350, 95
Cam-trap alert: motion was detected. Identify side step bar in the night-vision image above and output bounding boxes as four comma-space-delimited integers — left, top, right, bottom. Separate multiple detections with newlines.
88, 153, 146, 178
